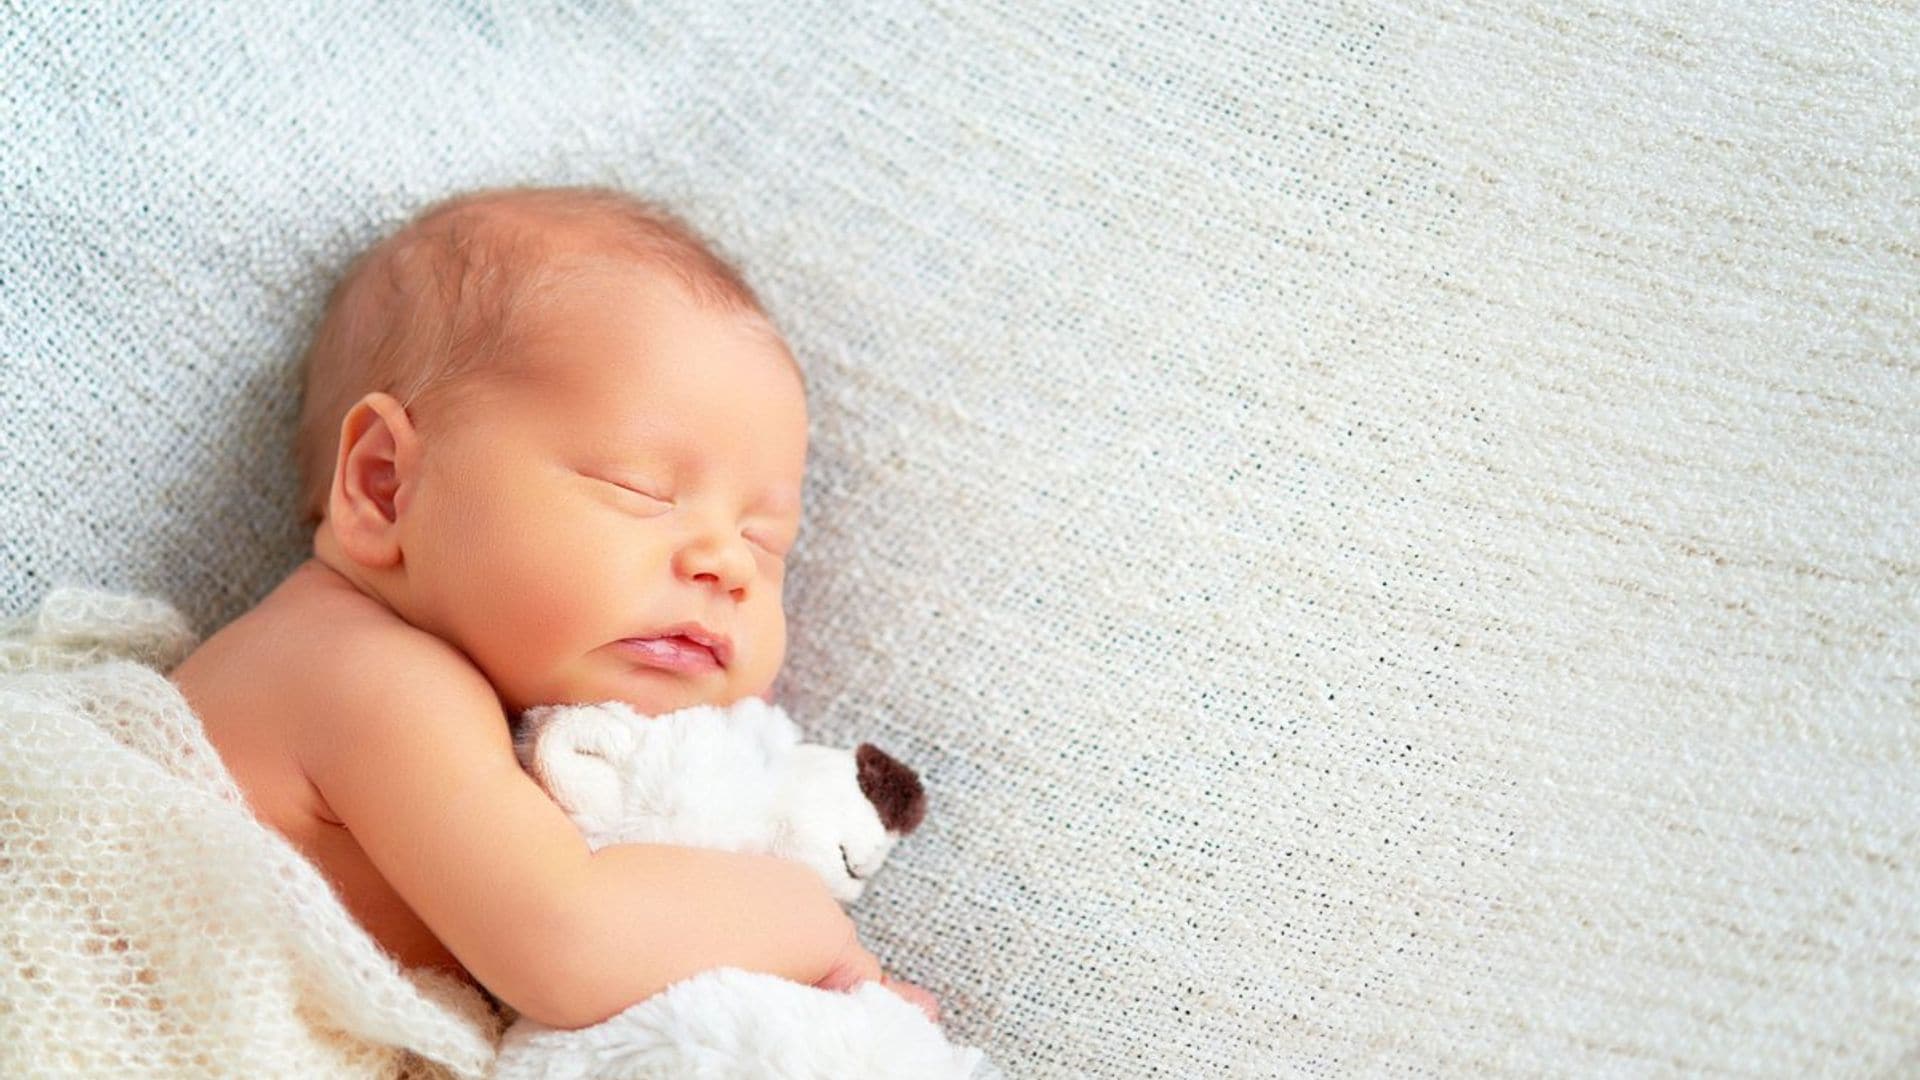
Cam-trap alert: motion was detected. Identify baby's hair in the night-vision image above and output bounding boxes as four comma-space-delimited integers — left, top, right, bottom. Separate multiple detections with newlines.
292, 185, 773, 527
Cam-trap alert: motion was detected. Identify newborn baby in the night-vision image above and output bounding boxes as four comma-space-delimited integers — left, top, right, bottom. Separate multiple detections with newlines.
166, 186, 934, 1029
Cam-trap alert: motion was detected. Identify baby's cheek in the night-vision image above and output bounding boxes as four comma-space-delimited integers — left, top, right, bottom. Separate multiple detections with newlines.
512, 523, 629, 624
453, 512, 593, 638
742, 607, 788, 697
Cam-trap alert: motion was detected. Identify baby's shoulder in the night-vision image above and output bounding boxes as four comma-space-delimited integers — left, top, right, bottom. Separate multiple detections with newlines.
268, 569, 504, 738
324, 615, 495, 722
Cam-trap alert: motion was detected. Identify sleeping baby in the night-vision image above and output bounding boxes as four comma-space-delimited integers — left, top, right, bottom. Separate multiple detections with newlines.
165, 186, 937, 1029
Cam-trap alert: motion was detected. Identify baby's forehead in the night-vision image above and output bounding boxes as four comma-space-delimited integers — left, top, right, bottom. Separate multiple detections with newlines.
518, 264, 801, 380
495, 284, 804, 433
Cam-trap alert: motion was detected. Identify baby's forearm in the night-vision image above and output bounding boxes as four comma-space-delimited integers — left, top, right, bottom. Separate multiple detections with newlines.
512, 843, 853, 1029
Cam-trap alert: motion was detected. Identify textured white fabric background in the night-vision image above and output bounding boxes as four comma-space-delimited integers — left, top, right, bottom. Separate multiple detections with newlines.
2, 2, 1916, 1076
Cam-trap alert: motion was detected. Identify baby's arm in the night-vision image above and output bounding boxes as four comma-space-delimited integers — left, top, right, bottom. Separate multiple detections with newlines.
294, 629, 879, 1029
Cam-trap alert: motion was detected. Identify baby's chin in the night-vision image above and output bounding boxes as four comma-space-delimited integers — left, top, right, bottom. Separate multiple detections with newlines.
510, 667, 773, 719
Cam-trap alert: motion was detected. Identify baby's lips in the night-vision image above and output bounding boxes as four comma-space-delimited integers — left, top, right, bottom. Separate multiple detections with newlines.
635, 622, 734, 667
614, 634, 724, 673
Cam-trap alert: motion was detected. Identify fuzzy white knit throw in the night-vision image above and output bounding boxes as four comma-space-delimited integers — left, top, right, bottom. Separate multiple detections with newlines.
0, 588, 500, 1078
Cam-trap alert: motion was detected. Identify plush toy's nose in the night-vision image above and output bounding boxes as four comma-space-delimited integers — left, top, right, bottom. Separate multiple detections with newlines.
855, 744, 927, 835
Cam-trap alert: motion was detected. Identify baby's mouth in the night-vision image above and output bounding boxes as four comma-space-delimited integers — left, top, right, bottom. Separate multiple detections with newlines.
615, 635, 724, 673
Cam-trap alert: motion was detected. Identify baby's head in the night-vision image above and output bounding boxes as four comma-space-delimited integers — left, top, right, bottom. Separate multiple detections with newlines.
295, 187, 806, 717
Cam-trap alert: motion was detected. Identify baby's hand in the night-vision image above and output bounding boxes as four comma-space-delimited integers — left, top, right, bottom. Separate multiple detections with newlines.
811, 940, 942, 1022
810, 937, 883, 993
881, 974, 941, 1022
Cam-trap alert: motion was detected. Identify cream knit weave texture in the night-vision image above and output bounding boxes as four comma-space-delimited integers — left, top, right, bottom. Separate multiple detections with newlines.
2, 2, 1915, 1076
0, 589, 501, 1077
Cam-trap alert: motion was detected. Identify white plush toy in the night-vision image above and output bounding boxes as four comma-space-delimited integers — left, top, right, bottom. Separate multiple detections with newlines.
490, 697, 994, 1080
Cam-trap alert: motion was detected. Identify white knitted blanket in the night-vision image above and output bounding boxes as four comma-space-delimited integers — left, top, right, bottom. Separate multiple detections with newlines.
0, 589, 500, 1078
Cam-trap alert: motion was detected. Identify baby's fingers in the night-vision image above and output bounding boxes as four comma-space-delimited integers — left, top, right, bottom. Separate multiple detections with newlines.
812, 942, 884, 993
881, 974, 941, 1023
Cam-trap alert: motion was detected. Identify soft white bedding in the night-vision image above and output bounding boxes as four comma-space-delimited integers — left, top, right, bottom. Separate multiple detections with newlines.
2, 3, 1914, 1073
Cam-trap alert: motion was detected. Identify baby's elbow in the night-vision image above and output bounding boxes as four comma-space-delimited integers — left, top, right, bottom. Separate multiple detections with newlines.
487, 912, 665, 1031
509, 963, 661, 1031
461, 904, 607, 1030
512, 945, 628, 1030
488, 951, 604, 1030
508, 988, 603, 1032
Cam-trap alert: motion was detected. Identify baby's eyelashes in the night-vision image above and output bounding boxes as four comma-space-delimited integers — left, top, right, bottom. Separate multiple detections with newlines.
598, 476, 675, 509
589, 470, 797, 556
744, 531, 793, 559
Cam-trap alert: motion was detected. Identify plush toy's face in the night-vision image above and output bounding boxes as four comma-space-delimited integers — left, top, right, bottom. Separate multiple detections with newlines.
777, 744, 924, 902
515, 700, 925, 902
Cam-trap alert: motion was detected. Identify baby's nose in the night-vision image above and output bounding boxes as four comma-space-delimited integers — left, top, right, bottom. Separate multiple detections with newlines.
673, 533, 755, 595
855, 744, 927, 835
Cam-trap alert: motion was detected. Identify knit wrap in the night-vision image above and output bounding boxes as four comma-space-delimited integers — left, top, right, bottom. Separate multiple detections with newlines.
0, 588, 500, 1078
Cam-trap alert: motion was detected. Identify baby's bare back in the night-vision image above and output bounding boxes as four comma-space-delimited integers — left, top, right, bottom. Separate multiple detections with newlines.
169, 559, 471, 978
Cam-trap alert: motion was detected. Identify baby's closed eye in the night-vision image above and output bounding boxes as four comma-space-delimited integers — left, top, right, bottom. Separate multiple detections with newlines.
592, 474, 674, 512
744, 530, 792, 558
586, 469, 795, 554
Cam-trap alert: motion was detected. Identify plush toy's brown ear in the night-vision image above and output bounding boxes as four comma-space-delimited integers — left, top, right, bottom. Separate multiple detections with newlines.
855, 744, 927, 835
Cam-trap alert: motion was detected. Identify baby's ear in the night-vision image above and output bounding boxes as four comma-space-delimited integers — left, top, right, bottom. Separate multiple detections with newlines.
327, 392, 419, 570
